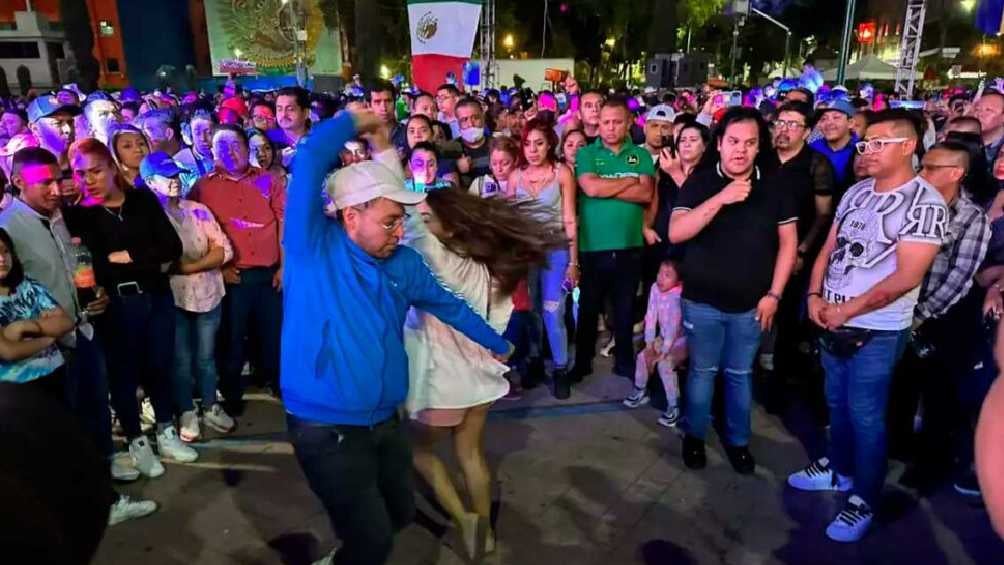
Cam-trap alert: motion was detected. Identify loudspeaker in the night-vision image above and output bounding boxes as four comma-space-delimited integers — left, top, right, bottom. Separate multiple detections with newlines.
645, 54, 675, 89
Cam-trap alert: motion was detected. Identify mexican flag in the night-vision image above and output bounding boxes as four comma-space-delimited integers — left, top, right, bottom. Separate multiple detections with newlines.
408, 0, 482, 93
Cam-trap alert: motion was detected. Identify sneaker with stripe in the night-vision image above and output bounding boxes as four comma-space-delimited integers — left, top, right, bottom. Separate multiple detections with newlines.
787, 457, 853, 492
825, 495, 873, 542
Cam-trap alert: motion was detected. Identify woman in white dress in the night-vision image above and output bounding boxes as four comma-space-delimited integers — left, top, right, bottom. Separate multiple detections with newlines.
402, 188, 565, 559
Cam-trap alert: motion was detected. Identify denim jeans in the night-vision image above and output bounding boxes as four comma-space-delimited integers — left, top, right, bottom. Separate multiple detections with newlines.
63, 329, 114, 458
175, 304, 223, 412
682, 299, 762, 445
98, 290, 176, 438
575, 248, 642, 374
821, 328, 909, 508
287, 413, 415, 565
528, 248, 570, 369
220, 267, 282, 404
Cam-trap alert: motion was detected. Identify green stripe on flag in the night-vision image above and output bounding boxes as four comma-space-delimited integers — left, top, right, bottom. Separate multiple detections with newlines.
407, 0, 482, 5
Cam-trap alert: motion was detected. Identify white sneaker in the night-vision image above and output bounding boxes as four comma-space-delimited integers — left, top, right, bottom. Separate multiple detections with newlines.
139, 398, 156, 433
787, 457, 853, 492
657, 406, 680, 428
312, 550, 335, 565
203, 403, 237, 434
110, 453, 139, 482
179, 410, 200, 443
825, 495, 874, 542
129, 436, 165, 478
623, 386, 649, 408
156, 425, 199, 463
108, 494, 157, 526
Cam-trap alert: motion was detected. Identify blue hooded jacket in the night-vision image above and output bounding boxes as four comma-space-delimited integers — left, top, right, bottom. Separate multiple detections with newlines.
280, 113, 509, 426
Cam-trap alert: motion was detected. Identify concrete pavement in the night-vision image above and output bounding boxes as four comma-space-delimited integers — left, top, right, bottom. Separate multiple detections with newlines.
95, 359, 1004, 565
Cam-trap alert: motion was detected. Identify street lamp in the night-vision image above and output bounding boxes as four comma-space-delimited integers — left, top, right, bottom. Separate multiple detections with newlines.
503, 33, 514, 49
960, 0, 976, 12
605, 37, 616, 48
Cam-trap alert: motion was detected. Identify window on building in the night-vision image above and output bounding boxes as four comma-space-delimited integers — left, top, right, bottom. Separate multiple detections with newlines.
0, 42, 41, 59
106, 58, 120, 73
99, 20, 114, 37
47, 42, 64, 59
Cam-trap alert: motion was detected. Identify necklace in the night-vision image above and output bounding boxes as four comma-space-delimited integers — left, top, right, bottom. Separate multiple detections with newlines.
103, 200, 125, 222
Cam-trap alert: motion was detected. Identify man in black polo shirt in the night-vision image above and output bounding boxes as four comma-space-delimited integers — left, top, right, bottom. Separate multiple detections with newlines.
761, 101, 835, 413
669, 107, 799, 474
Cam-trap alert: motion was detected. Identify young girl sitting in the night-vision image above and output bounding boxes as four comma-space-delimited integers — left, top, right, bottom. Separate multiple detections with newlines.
623, 260, 687, 428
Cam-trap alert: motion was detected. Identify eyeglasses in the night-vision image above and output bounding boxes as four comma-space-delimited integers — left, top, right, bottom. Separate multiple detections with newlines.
379, 215, 407, 232
855, 137, 910, 155
921, 163, 962, 172
772, 120, 806, 130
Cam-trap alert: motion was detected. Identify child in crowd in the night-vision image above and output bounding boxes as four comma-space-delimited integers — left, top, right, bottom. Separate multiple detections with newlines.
623, 260, 687, 427
468, 136, 518, 199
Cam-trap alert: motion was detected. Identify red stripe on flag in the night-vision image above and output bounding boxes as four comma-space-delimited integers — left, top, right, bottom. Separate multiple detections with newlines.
412, 54, 469, 94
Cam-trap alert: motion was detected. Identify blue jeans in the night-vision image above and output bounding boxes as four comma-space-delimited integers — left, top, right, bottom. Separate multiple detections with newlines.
63, 329, 114, 458
821, 328, 909, 508
528, 248, 570, 369
175, 304, 223, 412
682, 299, 762, 445
98, 290, 176, 438
220, 267, 282, 404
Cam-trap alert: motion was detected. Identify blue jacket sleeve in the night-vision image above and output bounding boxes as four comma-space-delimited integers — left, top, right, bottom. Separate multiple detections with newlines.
284, 112, 357, 257
404, 251, 509, 355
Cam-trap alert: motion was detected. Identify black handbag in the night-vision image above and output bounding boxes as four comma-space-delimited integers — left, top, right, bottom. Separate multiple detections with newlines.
820, 327, 874, 358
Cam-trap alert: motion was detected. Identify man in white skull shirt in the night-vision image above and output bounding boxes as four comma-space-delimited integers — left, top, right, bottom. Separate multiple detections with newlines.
786, 110, 948, 543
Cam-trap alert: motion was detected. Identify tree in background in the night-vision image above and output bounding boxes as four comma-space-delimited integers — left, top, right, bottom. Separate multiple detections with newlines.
59, 0, 100, 92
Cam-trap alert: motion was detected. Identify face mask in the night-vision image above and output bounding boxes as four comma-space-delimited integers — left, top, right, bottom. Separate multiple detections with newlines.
460, 127, 484, 144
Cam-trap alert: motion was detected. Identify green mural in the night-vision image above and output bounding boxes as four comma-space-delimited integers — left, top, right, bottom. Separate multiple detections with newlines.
204, 0, 343, 76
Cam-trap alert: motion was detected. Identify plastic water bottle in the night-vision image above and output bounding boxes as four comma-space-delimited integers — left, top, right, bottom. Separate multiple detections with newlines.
71, 237, 97, 306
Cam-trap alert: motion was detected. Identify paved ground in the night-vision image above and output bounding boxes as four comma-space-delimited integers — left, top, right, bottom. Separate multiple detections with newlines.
95, 358, 1004, 565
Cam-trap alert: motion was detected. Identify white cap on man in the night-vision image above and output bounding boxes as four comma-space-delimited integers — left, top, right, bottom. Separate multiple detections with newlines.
326, 160, 427, 210
645, 104, 676, 124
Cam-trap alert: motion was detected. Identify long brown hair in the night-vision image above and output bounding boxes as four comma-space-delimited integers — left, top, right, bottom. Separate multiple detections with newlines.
518, 117, 559, 168
424, 189, 566, 295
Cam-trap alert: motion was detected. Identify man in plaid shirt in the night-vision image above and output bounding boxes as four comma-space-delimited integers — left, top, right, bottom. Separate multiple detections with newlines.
891, 142, 991, 494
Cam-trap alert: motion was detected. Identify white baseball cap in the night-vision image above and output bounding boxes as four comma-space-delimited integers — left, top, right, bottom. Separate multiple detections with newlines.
645, 104, 676, 124
326, 160, 427, 210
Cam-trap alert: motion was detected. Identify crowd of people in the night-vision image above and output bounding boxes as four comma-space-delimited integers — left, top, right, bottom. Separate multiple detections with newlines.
1, 66, 1003, 563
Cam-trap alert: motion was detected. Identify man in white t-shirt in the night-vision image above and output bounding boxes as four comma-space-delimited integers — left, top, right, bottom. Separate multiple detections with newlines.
787, 110, 948, 543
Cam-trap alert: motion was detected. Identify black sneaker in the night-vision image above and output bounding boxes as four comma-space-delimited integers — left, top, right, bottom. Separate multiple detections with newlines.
953, 472, 981, 498
567, 363, 592, 384
724, 444, 756, 475
552, 369, 571, 400
682, 435, 706, 470
524, 357, 547, 389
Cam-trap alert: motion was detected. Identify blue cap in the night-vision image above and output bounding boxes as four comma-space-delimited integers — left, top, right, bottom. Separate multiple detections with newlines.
83, 91, 114, 107
27, 94, 82, 123
120, 87, 140, 102
140, 151, 188, 180
816, 97, 855, 118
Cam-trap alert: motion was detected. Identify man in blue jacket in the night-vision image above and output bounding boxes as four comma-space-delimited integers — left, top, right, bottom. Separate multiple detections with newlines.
281, 110, 512, 565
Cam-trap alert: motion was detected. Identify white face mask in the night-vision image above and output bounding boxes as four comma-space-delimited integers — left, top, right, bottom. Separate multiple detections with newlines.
460, 126, 484, 144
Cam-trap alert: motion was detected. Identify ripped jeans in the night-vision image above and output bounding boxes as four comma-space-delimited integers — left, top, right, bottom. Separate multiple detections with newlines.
681, 299, 762, 446
528, 248, 570, 369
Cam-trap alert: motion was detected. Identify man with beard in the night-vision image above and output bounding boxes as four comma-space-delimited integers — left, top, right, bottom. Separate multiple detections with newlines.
761, 101, 835, 412
27, 95, 81, 204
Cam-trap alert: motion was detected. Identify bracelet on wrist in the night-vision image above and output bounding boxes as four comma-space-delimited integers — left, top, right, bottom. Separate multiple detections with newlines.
766, 292, 781, 302
807, 292, 822, 299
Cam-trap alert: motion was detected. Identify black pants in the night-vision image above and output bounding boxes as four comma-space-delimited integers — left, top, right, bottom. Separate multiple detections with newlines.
287, 414, 415, 565
23, 366, 68, 405
575, 248, 642, 375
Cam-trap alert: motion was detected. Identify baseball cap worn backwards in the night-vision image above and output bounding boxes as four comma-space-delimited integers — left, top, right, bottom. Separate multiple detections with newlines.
327, 160, 427, 211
